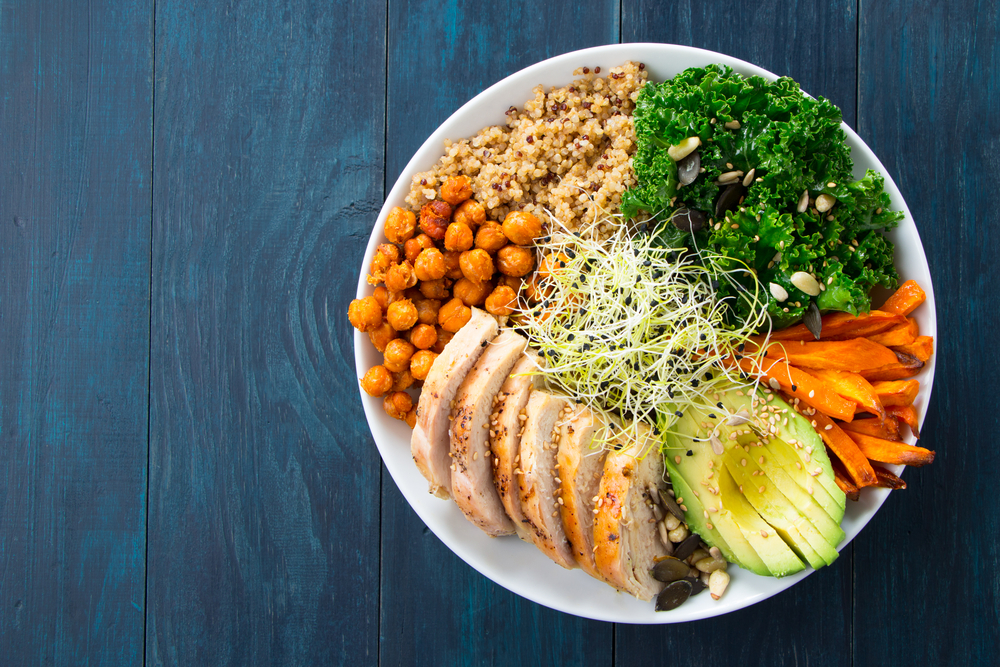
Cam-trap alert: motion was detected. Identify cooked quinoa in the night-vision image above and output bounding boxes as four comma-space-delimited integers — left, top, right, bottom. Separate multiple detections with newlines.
406, 61, 648, 237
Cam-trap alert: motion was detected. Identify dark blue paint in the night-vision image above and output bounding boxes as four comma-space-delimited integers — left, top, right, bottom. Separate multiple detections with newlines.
1, 0, 997, 664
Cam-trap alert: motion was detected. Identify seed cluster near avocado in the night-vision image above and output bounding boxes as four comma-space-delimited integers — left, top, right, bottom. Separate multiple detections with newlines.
662, 387, 847, 576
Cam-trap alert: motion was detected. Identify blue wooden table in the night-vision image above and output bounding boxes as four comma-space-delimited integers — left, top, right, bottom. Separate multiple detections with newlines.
1, 1, 997, 664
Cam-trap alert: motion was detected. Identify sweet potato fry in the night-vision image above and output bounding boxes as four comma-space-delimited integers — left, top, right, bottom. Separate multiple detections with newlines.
887, 404, 921, 439
872, 465, 907, 490
880, 280, 926, 316
872, 379, 920, 407
765, 338, 898, 372
846, 431, 935, 467
803, 368, 885, 419
830, 457, 861, 501
859, 351, 925, 381
802, 409, 878, 487
868, 318, 918, 347
892, 336, 934, 362
728, 355, 857, 421
764, 310, 905, 342
839, 416, 901, 441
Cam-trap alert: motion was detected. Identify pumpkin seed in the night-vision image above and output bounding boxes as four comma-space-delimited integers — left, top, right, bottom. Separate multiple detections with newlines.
803, 301, 822, 340
658, 488, 685, 521
651, 557, 692, 583
715, 183, 746, 219
655, 579, 693, 611
676, 151, 701, 186
673, 534, 702, 561
672, 207, 706, 233
685, 575, 708, 596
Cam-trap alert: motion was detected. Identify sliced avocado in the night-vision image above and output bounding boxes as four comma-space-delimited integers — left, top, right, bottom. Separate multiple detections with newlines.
774, 397, 845, 510
765, 436, 845, 523
715, 465, 806, 577
722, 450, 838, 567
732, 437, 845, 550
665, 462, 734, 559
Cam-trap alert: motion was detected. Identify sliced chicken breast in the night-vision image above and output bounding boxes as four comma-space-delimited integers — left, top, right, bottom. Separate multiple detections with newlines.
556, 406, 610, 579
411, 308, 498, 498
450, 330, 527, 536
518, 390, 577, 569
593, 422, 669, 601
489, 351, 541, 541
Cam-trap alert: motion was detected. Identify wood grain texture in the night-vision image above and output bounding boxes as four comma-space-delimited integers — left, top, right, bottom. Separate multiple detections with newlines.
146, 1, 384, 664
380, 1, 618, 664
0, 0, 152, 664
616, 3, 856, 663
854, 0, 1000, 663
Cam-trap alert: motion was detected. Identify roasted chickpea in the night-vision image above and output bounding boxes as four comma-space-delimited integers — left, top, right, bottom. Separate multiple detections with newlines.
360, 365, 393, 397
368, 321, 397, 352
453, 199, 486, 229
384, 391, 413, 420
440, 175, 473, 205
384, 206, 416, 244
384, 260, 418, 292
485, 285, 518, 316
386, 298, 418, 331
537, 252, 570, 279
383, 338, 416, 373
419, 200, 453, 240
443, 250, 464, 280
475, 221, 507, 252
348, 296, 382, 332
368, 243, 401, 283
414, 298, 441, 325
502, 210, 543, 245
460, 249, 494, 284
413, 247, 447, 281
438, 297, 472, 332
418, 278, 452, 301
410, 349, 439, 381
496, 245, 536, 277
404, 233, 434, 262
444, 222, 474, 252
409, 323, 438, 350
432, 328, 455, 353
372, 285, 389, 313
498, 274, 523, 291
391, 368, 415, 392
453, 277, 492, 306
404, 408, 417, 428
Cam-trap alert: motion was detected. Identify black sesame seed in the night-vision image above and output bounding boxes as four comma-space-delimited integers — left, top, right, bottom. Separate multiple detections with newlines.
686, 450, 693, 456
717, 402, 724, 409
708, 413, 716, 419
674, 410, 683, 418
699, 333, 707, 341
791, 385, 798, 391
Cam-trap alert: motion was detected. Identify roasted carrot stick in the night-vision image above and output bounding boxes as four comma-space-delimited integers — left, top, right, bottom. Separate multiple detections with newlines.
728, 355, 857, 421
886, 404, 922, 439
872, 465, 907, 490
830, 456, 861, 501
868, 318, 919, 347
762, 310, 906, 342
764, 338, 898, 372
880, 280, 927, 316
800, 409, 878, 487
845, 431, 935, 467
803, 368, 885, 419
871, 379, 920, 407
892, 336, 934, 362
859, 351, 925, 382
839, 416, 902, 441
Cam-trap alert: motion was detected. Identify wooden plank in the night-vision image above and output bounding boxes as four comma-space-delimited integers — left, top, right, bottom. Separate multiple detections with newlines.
617, 3, 856, 663
854, 1, 999, 663
146, 1, 384, 663
0, 1, 152, 664
380, 1, 618, 662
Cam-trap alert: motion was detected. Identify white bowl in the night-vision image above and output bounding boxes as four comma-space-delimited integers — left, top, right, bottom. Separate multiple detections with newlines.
353, 43, 937, 623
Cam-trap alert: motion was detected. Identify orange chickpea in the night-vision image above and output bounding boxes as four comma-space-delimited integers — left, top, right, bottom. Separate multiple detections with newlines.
498, 274, 523, 291
475, 221, 507, 252
383, 338, 416, 373
433, 328, 455, 353
453, 199, 486, 228
384, 391, 413, 420
537, 252, 570, 279
384, 260, 418, 292
410, 323, 438, 350
404, 233, 434, 262
418, 278, 451, 300
419, 200, 453, 240
372, 285, 389, 313
368, 321, 397, 352
443, 250, 464, 280
404, 408, 417, 428
485, 285, 518, 316
361, 365, 393, 397
496, 245, 536, 277
440, 175, 473, 205
369, 243, 401, 283
438, 297, 472, 332
502, 211, 543, 245
444, 222, 474, 252
391, 369, 415, 392
414, 298, 441, 325
348, 296, 383, 332
387, 298, 418, 331
410, 349, 439, 381
384, 206, 416, 244
453, 277, 492, 306
414, 247, 447, 281
460, 249, 494, 284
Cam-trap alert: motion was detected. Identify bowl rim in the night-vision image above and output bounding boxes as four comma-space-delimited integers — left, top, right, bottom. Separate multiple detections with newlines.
353, 42, 937, 624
